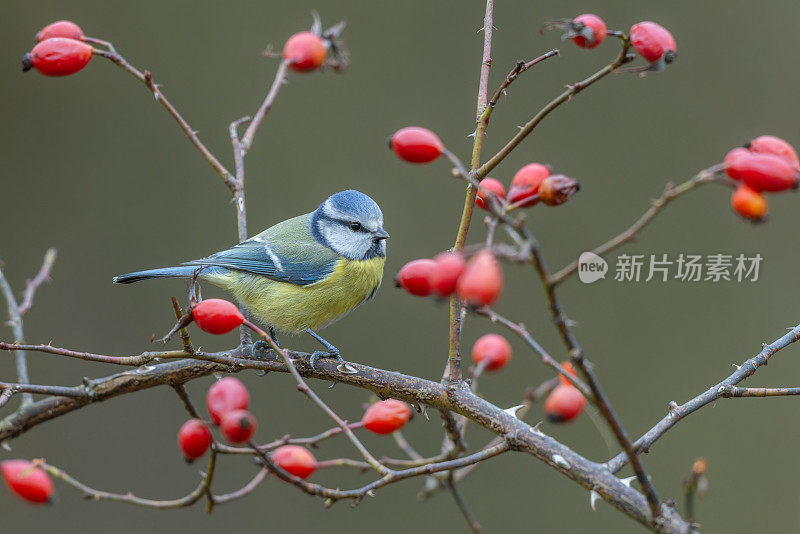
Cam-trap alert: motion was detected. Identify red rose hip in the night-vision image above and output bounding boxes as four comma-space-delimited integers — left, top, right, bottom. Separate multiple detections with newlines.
390, 127, 444, 163
283, 31, 327, 72
431, 252, 466, 296
396, 259, 437, 296
630, 21, 677, 64
457, 250, 503, 307
36, 20, 84, 42
206, 377, 250, 424
220, 409, 257, 443
272, 445, 317, 479
544, 384, 586, 423
178, 419, 212, 461
475, 178, 506, 210
362, 399, 412, 434
728, 153, 799, 192
191, 299, 244, 335
1, 460, 54, 504
508, 163, 550, 207
570, 14, 607, 49
724, 147, 751, 180
471, 333, 511, 371
23, 38, 93, 76
746, 135, 799, 169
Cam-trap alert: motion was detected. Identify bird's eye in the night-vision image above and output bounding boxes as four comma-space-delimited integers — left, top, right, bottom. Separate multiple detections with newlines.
348, 222, 363, 232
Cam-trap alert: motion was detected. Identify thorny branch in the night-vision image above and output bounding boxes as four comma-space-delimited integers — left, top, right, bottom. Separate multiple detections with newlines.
0, 248, 57, 407
4, 5, 795, 534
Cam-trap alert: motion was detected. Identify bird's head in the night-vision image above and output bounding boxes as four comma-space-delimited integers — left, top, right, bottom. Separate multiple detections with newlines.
310, 190, 389, 260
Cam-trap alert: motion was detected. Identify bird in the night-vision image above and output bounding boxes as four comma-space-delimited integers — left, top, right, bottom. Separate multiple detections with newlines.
113, 190, 388, 366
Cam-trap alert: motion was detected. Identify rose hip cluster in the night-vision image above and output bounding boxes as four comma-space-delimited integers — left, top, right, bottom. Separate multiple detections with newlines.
22, 20, 93, 76
477, 163, 580, 210
724, 135, 799, 222
177, 377, 257, 463
545, 14, 676, 71
396, 250, 502, 307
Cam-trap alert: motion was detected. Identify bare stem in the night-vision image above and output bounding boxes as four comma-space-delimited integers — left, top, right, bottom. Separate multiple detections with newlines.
240, 61, 289, 154
40, 449, 216, 509
91, 47, 236, 191
474, 38, 634, 180
18, 248, 57, 316
447, 0, 495, 384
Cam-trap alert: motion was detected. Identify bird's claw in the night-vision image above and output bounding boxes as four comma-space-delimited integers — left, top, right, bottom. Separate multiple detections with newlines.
309, 349, 343, 370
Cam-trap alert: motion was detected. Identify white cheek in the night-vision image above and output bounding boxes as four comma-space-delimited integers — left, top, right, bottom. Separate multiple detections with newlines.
321, 226, 370, 259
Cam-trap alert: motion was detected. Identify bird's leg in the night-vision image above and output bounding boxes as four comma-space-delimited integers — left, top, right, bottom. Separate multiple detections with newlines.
305, 328, 343, 369
252, 326, 280, 360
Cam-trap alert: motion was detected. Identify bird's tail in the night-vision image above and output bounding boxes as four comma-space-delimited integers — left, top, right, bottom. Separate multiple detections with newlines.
112, 266, 200, 284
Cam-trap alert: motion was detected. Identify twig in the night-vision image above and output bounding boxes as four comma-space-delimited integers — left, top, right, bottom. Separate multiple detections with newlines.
0, 342, 188, 366
0, 259, 33, 406
240, 61, 290, 154
474, 38, 634, 180
18, 248, 57, 316
392, 430, 424, 461
253, 439, 510, 505
211, 468, 268, 505
718, 385, 800, 397
40, 449, 216, 509
217, 422, 365, 455
0, 382, 86, 398
488, 50, 560, 106
170, 297, 194, 354
0, 342, 695, 531
447, 0, 495, 385
549, 167, 722, 285
683, 458, 707, 531
172, 383, 201, 419
90, 45, 236, 191
607, 322, 800, 474
445, 473, 483, 533
248, 323, 390, 476
475, 307, 590, 397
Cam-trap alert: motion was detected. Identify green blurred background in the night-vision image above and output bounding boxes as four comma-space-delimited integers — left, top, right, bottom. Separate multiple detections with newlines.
1, 0, 799, 531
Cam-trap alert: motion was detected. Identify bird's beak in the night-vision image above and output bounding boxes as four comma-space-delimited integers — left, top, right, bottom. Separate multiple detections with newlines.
375, 227, 390, 240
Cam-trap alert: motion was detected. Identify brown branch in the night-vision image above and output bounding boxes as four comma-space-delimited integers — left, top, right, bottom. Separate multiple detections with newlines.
718, 385, 800, 397
40, 448, 216, 509
445, 473, 483, 534
88, 43, 236, 191
474, 38, 634, 180
0, 343, 694, 532
248, 324, 390, 476
487, 50, 560, 110
240, 61, 289, 154
490, 209, 663, 519
446, 0, 495, 385
607, 322, 800, 474
0, 382, 86, 398
549, 167, 723, 286
216, 422, 365, 456
475, 307, 590, 397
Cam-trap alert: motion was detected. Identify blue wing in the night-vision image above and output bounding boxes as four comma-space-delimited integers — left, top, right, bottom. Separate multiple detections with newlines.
182, 214, 339, 286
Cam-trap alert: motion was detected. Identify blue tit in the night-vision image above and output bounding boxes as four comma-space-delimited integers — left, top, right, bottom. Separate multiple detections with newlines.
113, 190, 388, 364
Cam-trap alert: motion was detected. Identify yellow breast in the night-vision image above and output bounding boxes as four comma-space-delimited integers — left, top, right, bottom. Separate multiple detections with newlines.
207, 257, 385, 333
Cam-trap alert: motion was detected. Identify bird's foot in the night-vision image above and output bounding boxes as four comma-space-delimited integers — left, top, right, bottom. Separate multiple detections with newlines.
252, 340, 278, 360
309, 348, 343, 370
